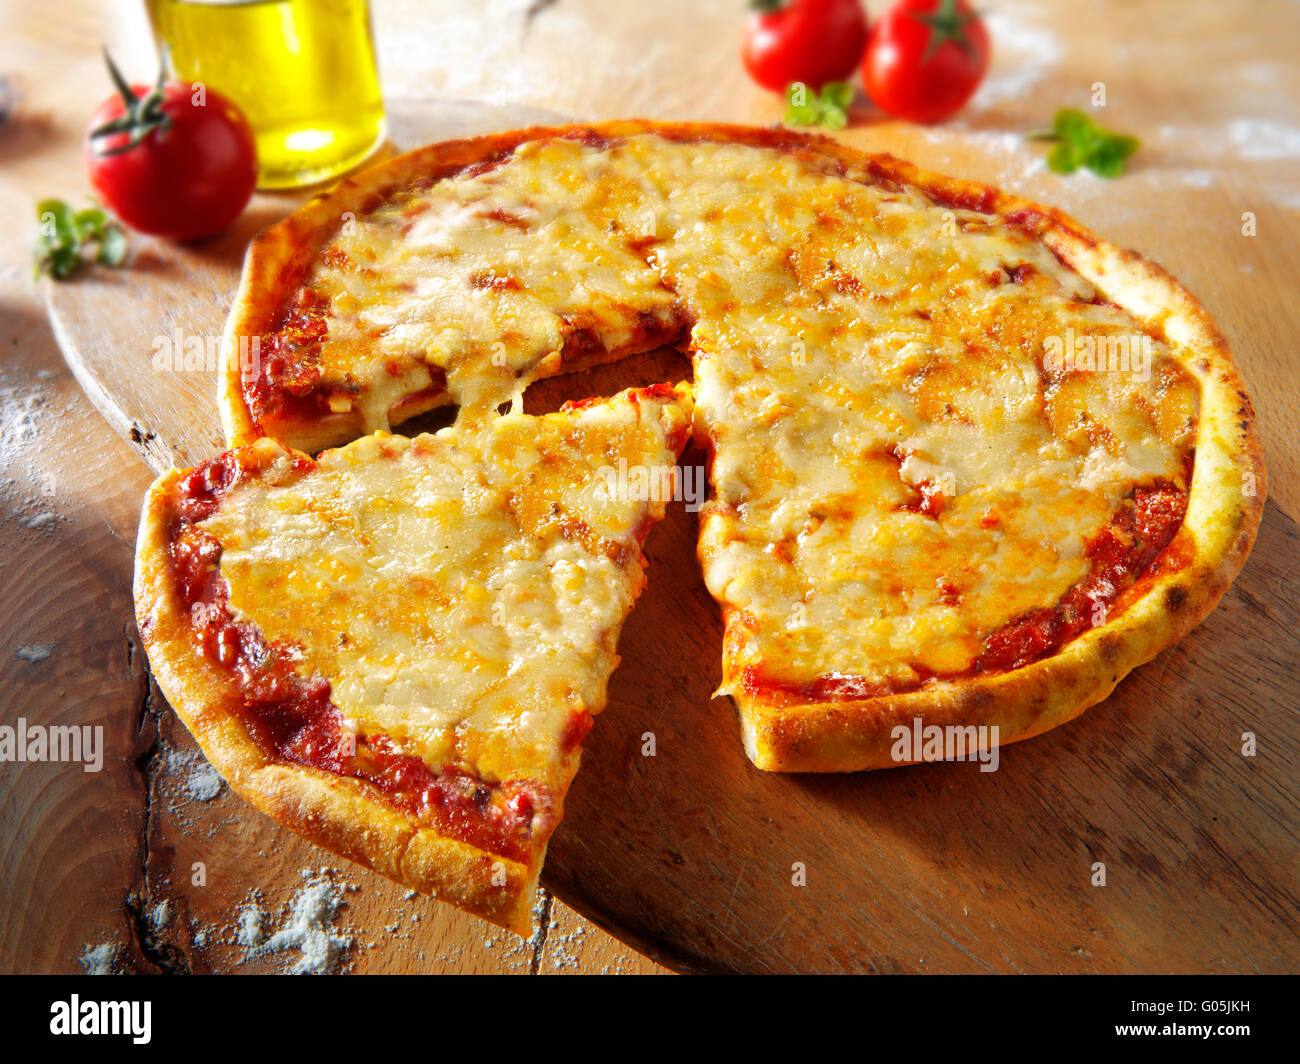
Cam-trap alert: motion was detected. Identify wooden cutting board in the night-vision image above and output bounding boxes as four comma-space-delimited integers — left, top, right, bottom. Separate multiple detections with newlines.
47, 100, 1300, 974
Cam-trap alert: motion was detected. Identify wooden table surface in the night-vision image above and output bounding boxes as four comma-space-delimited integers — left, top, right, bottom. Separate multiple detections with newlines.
1, 0, 1297, 974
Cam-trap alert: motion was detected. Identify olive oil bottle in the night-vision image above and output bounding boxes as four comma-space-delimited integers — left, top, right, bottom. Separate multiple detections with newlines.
146, 0, 386, 189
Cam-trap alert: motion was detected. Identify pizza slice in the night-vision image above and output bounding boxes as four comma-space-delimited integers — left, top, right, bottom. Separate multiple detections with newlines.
688, 157, 1263, 771
134, 383, 692, 932
222, 130, 689, 453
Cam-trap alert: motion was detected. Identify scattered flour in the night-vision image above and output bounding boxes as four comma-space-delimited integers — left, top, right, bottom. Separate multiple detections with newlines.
184, 761, 223, 802
1152, 121, 1300, 204
972, 4, 1063, 112
15, 644, 51, 663
164, 747, 225, 802
235, 895, 266, 948
0, 373, 47, 449
918, 125, 1045, 184
543, 922, 588, 971
78, 941, 120, 975
1225, 118, 1300, 161
239, 870, 355, 974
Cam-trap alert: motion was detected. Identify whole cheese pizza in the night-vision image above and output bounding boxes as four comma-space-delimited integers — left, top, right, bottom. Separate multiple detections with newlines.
136, 120, 1264, 931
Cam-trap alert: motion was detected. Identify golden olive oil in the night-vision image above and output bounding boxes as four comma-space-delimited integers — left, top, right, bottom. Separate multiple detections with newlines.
146, 0, 386, 189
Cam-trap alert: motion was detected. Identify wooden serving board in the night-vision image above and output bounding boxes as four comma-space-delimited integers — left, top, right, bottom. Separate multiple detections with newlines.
48, 100, 1300, 974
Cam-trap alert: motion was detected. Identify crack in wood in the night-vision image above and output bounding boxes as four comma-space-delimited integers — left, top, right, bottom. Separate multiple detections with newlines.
529, 888, 554, 974
125, 891, 191, 976
127, 656, 193, 975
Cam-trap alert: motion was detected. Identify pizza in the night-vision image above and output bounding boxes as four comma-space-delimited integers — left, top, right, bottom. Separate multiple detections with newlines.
135, 120, 1264, 931
134, 383, 692, 933
217, 121, 1263, 767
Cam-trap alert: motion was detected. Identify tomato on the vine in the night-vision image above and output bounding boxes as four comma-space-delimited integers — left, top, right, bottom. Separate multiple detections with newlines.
84, 54, 257, 241
742, 0, 870, 93
861, 0, 990, 123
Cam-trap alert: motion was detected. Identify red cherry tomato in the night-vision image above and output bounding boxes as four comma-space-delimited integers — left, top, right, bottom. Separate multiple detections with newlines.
84, 57, 257, 241
861, 0, 990, 123
742, 0, 870, 93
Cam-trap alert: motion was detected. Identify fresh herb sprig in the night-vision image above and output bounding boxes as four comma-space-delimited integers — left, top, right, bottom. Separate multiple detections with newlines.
32, 199, 127, 279
784, 80, 854, 131
1030, 109, 1140, 178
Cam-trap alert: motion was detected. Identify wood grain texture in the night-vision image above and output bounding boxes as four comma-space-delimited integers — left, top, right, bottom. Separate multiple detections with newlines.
8, 0, 1300, 974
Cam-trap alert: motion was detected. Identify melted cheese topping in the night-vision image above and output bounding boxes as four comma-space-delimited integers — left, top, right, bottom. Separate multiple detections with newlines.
200, 391, 688, 787
294, 134, 1198, 691
309, 140, 684, 422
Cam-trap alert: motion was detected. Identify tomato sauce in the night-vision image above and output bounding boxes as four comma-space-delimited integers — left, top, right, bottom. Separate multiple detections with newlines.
973, 481, 1186, 674
247, 286, 333, 427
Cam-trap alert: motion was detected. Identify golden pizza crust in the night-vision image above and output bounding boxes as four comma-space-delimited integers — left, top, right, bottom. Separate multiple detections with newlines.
219, 121, 1264, 775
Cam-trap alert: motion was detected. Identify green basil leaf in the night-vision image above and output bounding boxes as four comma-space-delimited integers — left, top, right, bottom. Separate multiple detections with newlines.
822, 81, 854, 111
784, 102, 817, 127
1053, 109, 1093, 145
36, 199, 76, 246
1087, 153, 1126, 178
1047, 142, 1079, 174
1110, 134, 1141, 159
819, 107, 848, 131
1083, 137, 1133, 178
32, 196, 129, 278
50, 244, 82, 279
73, 206, 109, 241
96, 225, 128, 266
